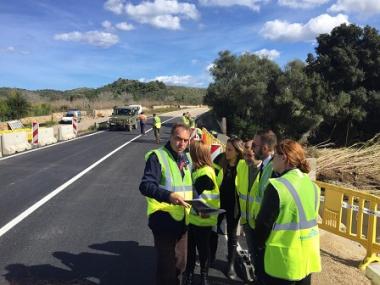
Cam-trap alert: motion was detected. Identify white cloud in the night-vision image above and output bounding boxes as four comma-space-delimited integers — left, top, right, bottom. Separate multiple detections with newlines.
206, 63, 215, 72
102, 20, 114, 30
0, 46, 30, 55
329, 0, 380, 15
105, 0, 200, 30
278, 0, 329, 9
254, 49, 280, 60
104, 0, 125, 15
199, 0, 264, 11
115, 21, 135, 31
54, 30, 119, 47
261, 13, 349, 42
141, 75, 202, 86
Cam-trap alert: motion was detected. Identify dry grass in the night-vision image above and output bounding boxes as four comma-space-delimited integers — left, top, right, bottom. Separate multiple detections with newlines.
311, 134, 380, 192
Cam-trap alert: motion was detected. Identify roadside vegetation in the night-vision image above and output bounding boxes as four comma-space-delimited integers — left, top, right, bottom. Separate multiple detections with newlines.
205, 23, 380, 147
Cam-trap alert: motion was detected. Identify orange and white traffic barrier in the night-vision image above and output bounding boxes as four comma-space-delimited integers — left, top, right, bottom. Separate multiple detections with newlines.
32, 122, 39, 145
72, 117, 78, 136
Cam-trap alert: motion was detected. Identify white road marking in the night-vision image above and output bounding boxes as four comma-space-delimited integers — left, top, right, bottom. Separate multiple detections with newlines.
0, 117, 175, 238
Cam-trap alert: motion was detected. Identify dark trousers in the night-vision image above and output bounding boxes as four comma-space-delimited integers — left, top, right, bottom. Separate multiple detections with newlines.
210, 211, 240, 260
153, 231, 188, 285
153, 127, 160, 142
186, 224, 212, 274
140, 122, 145, 134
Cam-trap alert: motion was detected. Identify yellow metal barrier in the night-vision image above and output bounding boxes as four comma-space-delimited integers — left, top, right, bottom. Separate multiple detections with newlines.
201, 128, 225, 150
317, 181, 380, 270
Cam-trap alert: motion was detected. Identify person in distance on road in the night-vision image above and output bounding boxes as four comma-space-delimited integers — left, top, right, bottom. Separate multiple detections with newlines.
139, 123, 192, 285
152, 113, 161, 144
138, 111, 147, 134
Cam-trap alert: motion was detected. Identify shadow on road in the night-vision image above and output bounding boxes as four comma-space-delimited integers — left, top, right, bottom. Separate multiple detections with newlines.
3, 240, 155, 285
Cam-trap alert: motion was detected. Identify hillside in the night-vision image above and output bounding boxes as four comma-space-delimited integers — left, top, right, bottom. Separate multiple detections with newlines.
0, 78, 206, 106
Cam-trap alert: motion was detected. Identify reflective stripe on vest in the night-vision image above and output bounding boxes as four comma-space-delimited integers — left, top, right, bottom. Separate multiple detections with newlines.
272, 177, 318, 231
236, 159, 257, 225
145, 147, 193, 223
189, 166, 220, 226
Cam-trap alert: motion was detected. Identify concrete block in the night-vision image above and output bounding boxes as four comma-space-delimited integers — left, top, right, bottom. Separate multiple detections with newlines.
38, 127, 57, 146
366, 262, 380, 285
58, 125, 76, 141
1, 132, 31, 156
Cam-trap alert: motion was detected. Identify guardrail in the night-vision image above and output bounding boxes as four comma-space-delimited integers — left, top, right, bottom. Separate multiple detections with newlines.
317, 181, 380, 270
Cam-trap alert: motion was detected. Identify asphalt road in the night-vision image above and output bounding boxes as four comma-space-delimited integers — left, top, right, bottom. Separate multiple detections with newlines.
0, 116, 244, 285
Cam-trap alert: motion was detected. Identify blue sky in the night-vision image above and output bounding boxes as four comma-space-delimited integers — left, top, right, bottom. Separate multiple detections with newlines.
1, 0, 380, 90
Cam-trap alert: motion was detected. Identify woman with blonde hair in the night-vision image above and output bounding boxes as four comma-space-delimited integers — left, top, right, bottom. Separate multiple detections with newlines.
254, 139, 321, 285
183, 141, 220, 285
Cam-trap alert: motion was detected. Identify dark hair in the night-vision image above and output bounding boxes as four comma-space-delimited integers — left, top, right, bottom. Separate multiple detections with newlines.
257, 129, 277, 151
153, 113, 156, 116
276, 139, 310, 173
171, 123, 190, 135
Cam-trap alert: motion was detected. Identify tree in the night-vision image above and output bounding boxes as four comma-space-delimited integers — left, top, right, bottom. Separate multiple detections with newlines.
307, 23, 380, 144
205, 51, 281, 138
6, 90, 30, 119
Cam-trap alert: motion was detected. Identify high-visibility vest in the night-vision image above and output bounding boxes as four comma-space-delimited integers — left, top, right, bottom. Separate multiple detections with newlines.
189, 166, 220, 226
153, 116, 161, 128
264, 168, 321, 280
145, 147, 193, 223
212, 162, 223, 188
189, 117, 195, 128
236, 159, 258, 225
182, 116, 190, 126
248, 161, 273, 229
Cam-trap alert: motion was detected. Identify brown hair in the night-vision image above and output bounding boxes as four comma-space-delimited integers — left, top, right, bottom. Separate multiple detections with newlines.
275, 139, 310, 173
217, 137, 243, 172
257, 129, 277, 151
190, 141, 213, 170
171, 123, 190, 135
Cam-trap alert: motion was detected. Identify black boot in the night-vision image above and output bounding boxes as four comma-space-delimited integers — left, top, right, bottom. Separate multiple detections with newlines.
226, 245, 237, 280
200, 269, 210, 285
182, 271, 193, 285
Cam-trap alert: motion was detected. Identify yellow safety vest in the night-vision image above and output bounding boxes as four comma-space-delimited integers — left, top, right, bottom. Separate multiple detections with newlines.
189, 166, 220, 226
248, 161, 273, 229
145, 147, 193, 223
153, 116, 161, 128
182, 116, 190, 126
236, 159, 258, 225
212, 162, 223, 188
264, 168, 321, 280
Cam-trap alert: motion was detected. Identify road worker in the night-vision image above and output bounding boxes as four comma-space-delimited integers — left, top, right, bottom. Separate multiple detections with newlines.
152, 113, 161, 144
254, 139, 321, 285
139, 123, 192, 285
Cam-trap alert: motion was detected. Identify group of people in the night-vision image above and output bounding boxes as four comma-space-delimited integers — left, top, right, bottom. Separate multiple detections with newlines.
139, 122, 321, 285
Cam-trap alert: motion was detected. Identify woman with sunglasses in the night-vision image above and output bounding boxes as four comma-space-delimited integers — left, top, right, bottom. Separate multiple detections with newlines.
255, 139, 321, 285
